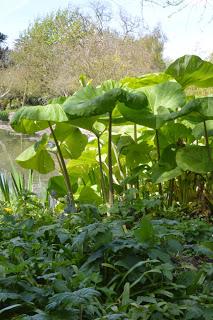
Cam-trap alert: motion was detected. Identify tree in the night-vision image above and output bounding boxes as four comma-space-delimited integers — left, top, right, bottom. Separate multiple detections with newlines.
0, 33, 10, 100
0, 32, 9, 68
5, 3, 166, 100
10, 8, 92, 99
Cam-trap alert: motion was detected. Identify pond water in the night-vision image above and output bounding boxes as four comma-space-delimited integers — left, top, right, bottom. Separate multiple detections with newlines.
0, 128, 50, 196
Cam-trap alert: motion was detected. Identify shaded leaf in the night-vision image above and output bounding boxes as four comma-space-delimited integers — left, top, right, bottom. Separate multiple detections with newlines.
176, 145, 213, 173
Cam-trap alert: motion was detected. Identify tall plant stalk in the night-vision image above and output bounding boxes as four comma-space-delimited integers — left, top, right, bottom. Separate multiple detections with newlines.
97, 136, 107, 202
133, 124, 139, 197
167, 178, 174, 207
155, 129, 163, 196
134, 124, 137, 141
108, 112, 114, 206
203, 120, 212, 161
48, 122, 76, 212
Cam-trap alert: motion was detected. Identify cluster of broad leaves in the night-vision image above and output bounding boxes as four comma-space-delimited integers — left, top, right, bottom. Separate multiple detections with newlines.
1, 54, 213, 320
0, 201, 212, 320
9, 54, 213, 209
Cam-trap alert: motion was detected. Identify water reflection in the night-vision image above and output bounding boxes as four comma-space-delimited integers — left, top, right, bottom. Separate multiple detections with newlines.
0, 129, 50, 195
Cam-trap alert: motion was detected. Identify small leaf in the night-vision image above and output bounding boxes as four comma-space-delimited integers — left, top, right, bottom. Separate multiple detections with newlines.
134, 216, 155, 244
78, 186, 102, 205
121, 282, 130, 306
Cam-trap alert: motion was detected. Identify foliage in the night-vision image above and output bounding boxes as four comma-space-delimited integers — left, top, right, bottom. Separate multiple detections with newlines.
9, 54, 213, 213
0, 110, 9, 121
0, 32, 9, 68
0, 203, 212, 319
1, 52, 213, 318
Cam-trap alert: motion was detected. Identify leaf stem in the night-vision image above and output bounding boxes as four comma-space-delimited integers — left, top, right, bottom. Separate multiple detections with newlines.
97, 136, 107, 202
48, 122, 76, 212
134, 123, 137, 141
155, 129, 163, 196
108, 112, 114, 206
203, 120, 212, 161
133, 124, 139, 197
167, 178, 174, 207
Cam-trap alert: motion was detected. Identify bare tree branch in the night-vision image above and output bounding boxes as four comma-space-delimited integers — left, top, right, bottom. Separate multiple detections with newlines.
119, 8, 140, 37
90, 1, 112, 34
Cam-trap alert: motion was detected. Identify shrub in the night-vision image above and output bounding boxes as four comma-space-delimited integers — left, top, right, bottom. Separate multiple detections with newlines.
0, 110, 9, 121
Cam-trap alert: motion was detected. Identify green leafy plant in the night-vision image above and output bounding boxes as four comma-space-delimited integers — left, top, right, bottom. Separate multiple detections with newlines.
9, 54, 213, 212
0, 110, 9, 121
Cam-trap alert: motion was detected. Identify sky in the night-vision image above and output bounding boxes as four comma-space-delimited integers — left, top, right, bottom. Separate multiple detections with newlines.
0, 0, 213, 60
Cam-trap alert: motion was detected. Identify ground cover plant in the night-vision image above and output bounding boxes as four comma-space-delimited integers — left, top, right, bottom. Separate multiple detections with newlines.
0, 202, 212, 319
0, 110, 9, 122
0, 54, 213, 319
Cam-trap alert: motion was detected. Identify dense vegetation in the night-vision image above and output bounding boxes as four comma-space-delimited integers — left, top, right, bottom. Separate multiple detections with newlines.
9, 55, 213, 211
0, 203, 212, 319
0, 53, 212, 319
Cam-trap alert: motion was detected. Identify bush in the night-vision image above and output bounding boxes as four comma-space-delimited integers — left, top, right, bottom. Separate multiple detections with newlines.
0, 110, 9, 121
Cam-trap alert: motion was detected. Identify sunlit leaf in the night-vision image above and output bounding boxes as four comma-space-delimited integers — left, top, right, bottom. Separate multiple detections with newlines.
121, 73, 172, 88
60, 127, 88, 159
119, 81, 185, 129
16, 135, 55, 174
11, 104, 68, 133
166, 55, 213, 88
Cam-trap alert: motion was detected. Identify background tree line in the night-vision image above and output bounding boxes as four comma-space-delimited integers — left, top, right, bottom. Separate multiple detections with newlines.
0, 2, 166, 107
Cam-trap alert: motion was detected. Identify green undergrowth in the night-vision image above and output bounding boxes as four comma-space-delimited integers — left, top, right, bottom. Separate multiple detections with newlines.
0, 110, 9, 121
0, 201, 212, 320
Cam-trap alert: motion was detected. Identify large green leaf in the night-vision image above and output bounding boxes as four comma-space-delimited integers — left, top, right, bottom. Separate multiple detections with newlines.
172, 97, 213, 123
67, 143, 98, 169
11, 104, 68, 133
176, 145, 213, 173
192, 120, 213, 138
152, 166, 182, 184
48, 175, 67, 197
122, 141, 152, 168
10, 117, 47, 134
166, 55, 213, 88
63, 85, 118, 118
158, 144, 178, 170
78, 186, 102, 205
119, 81, 185, 129
60, 127, 88, 159
115, 135, 134, 154
54, 120, 104, 141
151, 144, 182, 183
48, 175, 78, 197
53, 123, 76, 141
66, 142, 99, 182
140, 81, 185, 113
63, 84, 148, 119
121, 73, 172, 88
16, 135, 55, 174
16, 148, 55, 174
160, 122, 193, 145
68, 117, 101, 135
